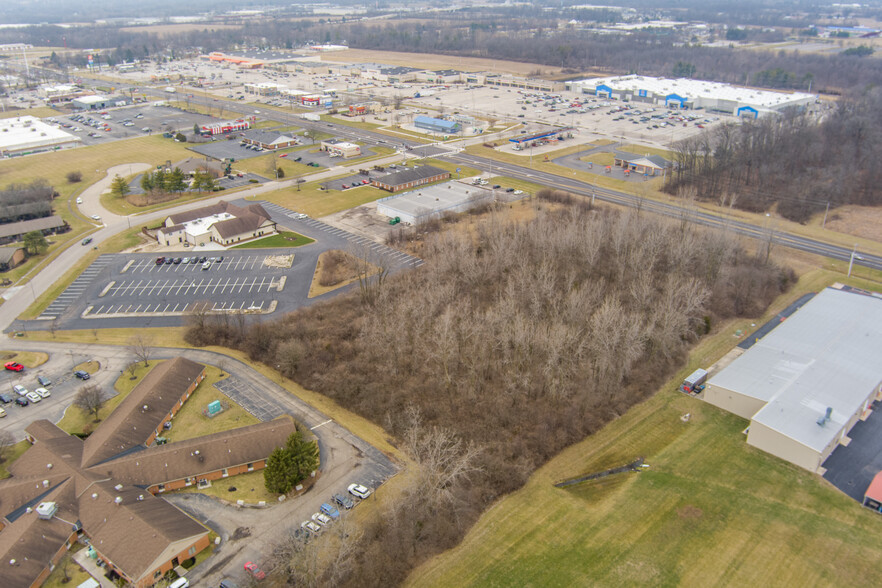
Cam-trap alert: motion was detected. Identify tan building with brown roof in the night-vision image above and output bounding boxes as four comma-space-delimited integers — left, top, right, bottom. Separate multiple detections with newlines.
156, 201, 277, 247
0, 358, 299, 588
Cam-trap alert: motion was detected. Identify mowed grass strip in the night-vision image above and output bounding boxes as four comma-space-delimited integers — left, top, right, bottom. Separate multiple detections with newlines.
408, 281, 882, 587
232, 230, 314, 249
254, 181, 390, 219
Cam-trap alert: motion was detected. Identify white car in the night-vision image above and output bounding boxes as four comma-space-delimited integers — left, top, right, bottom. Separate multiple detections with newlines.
25, 391, 41, 403
13, 385, 27, 396
311, 512, 332, 526
34, 387, 51, 398
301, 520, 321, 534
347, 483, 372, 499
293, 213, 308, 219
91, 214, 101, 221
76, 197, 83, 204
0, 406, 6, 418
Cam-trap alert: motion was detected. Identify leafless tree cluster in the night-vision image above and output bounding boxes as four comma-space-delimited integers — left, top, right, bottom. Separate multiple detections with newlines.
666, 88, 882, 222
0, 179, 54, 225
188, 204, 793, 584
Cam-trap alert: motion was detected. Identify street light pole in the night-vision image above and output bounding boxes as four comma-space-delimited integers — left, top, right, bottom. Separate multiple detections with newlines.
848, 244, 863, 278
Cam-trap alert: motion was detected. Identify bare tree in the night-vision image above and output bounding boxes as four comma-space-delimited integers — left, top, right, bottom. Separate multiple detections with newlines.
127, 334, 152, 367
348, 242, 390, 307
0, 430, 15, 463
74, 384, 108, 422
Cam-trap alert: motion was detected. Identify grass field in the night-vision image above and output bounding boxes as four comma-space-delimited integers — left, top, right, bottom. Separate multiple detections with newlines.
408, 270, 882, 587
0, 106, 62, 120
232, 230, 314, 249
163, 365, 259, 443
254, 181, 390, 218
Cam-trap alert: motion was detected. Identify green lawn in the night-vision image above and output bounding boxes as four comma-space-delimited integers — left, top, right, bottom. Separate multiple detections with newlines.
163, 365, 259, 443
253, 180, 389, 219
409, 275, 882, 587
232, 230, 314, 249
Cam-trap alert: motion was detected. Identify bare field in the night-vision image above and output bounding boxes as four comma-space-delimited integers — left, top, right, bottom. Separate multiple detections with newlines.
817, 205, 882, 243
119, 23, 242, 36
322, 49, 563, 77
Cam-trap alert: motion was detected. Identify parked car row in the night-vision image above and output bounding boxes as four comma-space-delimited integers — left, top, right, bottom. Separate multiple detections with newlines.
155, 256, 224, 269
298, 483, 371, 537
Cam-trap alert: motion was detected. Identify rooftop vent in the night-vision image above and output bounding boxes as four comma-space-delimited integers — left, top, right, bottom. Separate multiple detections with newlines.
114, 484, 123, 491
817, 406, 833, 427
36, 502, 58, 520
91, 493, 98, 499
114, 496, 122, 505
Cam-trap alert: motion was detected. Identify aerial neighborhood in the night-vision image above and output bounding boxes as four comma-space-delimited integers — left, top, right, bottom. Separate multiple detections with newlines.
0, 1, 881, 587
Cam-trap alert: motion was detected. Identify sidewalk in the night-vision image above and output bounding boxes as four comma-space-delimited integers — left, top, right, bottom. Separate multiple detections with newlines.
72, 548, 117, 588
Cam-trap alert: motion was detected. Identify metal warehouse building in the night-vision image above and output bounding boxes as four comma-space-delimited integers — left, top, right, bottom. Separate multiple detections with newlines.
414, 115, 460, 134
377, 181, 491, 225
705, 288, 882, 473
567, 75, 816, 118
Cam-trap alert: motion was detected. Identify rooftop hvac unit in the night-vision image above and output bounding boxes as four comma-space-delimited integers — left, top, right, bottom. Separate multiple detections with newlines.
36, 502, 58, 520
817, 407, 833, 427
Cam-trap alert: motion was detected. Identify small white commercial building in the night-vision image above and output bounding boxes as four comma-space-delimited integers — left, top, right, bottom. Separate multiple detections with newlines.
567, 75, 816, 118
377, 181, 492, 225
705, 288, 882, 472
0, 116, 81, 156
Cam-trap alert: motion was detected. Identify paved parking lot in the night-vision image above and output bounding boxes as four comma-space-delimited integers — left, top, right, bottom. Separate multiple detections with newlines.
54, 104, 219, 146
214, 377, 284, 422
823, 400, 882, 502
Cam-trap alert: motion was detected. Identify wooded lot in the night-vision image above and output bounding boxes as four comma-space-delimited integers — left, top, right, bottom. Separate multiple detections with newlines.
188, 203, 794, 585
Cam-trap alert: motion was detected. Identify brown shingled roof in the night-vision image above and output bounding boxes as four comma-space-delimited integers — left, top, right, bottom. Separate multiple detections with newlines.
167, 201, 230, 226
81, 357, 205, 468
94, 416, 298, 487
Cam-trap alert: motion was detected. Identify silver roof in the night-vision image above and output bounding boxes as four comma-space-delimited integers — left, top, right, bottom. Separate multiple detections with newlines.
708, 288, 882, 452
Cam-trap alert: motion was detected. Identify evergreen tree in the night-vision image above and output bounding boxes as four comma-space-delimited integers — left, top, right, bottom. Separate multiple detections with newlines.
167, 167, 187, 193
140, 171, 154, 193
110, 174, 130, 198
264, 447, 296, 494
23, 230, 48, 255
286, 430, 320, 483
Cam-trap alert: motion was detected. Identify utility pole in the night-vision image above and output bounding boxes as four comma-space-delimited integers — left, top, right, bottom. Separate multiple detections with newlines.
848, 244, 863, 278
822, 201, 830, 229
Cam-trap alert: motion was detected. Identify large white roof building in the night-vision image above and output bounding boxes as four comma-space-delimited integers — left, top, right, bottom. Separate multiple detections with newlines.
567, 75, 816, 118
0, 116, 81, 156
705, 287, 882, 472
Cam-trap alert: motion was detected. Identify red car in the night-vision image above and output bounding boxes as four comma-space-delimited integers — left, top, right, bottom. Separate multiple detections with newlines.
244, 561, 265, 580
4, 362, 24, 372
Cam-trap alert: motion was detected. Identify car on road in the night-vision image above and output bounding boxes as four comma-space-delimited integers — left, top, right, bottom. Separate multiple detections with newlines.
37, 375, 51, 387
74, 370, 90, 380
14, 397, 28, 407
293, 156, 302, 162
243, 561, 265, 580
25, 391, 41, 403
0, 393, 14, 404
90, 214, 101, 221
320, 503, 340, 520
293, 213, 308, 219
76, 197, 83, 204
334, 493, 354, 510
82, 237, 93, 246
5, 362, 24, 372
492, 184, 502, 189
312, 512, 332, 526
35, 387, 51, 398
348, 483, 372, 499
13, 384, 27, 396
301, 520, 321, 534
